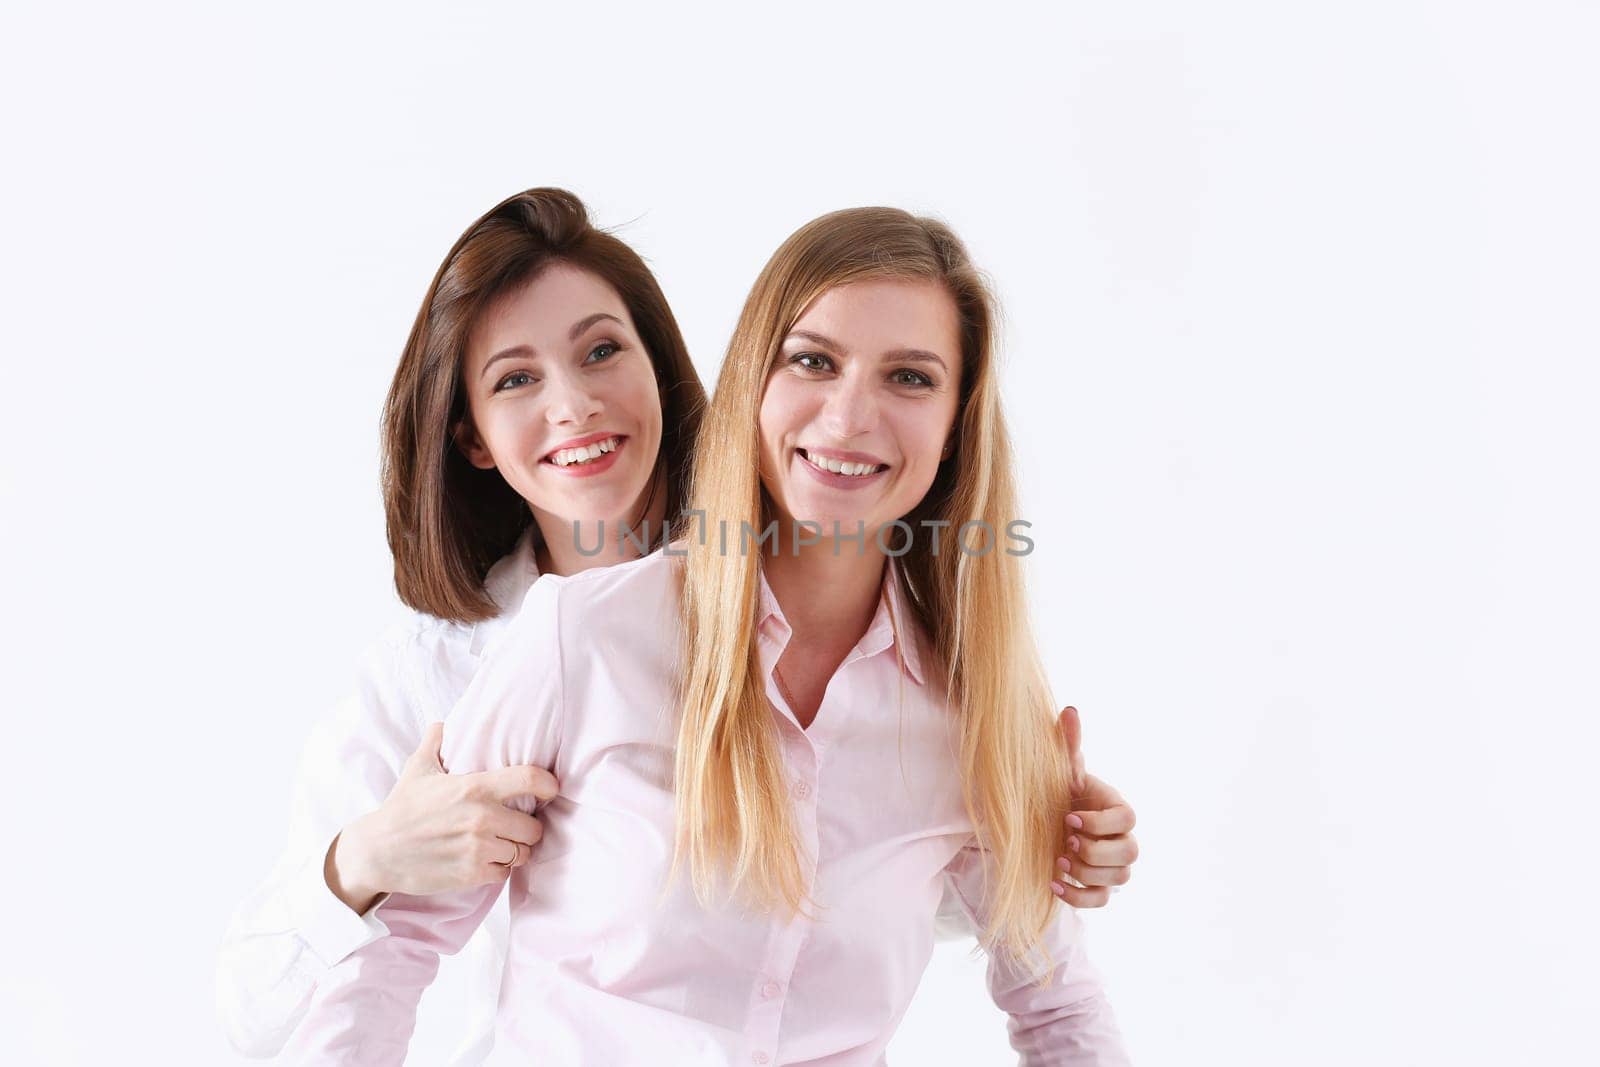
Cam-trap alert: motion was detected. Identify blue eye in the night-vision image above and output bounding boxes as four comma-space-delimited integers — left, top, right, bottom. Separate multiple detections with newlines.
495, 370, 536, 392
585, 342, 620, 364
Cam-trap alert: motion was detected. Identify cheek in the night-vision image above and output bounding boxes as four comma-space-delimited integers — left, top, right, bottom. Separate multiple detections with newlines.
755, 386, 796, 487
612, 365, 665, 439
894, 407, 953, 468
470, 405, 521, 464
758, 379, 806, 452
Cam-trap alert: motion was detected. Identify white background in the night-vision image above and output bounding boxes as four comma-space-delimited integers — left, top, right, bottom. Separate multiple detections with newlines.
2, 1, 1596, 1063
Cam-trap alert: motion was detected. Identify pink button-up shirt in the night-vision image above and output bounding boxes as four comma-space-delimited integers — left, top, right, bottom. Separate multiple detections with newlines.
286, 549, 1127, 1065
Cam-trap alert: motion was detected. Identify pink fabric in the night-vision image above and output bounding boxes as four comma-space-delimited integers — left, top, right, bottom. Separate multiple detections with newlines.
285, 550, 1127, 1066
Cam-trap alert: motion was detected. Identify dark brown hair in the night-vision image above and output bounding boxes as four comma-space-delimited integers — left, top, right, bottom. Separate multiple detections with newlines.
381, 188, 706, 623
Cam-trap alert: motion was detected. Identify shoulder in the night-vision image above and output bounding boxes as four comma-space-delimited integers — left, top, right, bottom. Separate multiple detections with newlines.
485, 549, 684, 690
366, 606, 472, 668
515, 548, 682, 630
370, 530, 540, 670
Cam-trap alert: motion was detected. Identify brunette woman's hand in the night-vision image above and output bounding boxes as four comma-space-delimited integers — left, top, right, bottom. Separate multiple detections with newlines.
325, 722, 560, 915
1050, 706, 1139, 908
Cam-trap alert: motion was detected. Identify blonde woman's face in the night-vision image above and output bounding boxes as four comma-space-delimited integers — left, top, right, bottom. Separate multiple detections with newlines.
458, 263, 663, 533
758, 278, 962, 536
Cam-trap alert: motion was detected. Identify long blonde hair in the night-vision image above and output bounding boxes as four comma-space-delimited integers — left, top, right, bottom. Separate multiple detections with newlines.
674, 207, 1071, 963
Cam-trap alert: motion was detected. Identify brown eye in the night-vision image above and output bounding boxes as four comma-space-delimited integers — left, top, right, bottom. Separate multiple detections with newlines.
891, 369, 934, 387
792, 353, 831, 372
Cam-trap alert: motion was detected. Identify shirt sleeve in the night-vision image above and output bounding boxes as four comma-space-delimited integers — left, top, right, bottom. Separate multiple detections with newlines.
943, 843, 1131, 1066
280, 578, 568, 1065
214, 627, 432, 1057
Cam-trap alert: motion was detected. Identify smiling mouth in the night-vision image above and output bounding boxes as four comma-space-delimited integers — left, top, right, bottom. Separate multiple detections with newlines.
544, 435, 625, 468
797, 448, 889, 477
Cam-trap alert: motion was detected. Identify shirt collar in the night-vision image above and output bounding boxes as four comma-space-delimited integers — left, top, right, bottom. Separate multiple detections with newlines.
755, 559, 926, 687
470, 526, 541, 655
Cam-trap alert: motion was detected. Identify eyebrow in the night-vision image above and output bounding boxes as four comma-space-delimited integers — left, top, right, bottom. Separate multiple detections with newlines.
785, 329, 949, 373
480, 312, 628, 380
568, 311, 625, 341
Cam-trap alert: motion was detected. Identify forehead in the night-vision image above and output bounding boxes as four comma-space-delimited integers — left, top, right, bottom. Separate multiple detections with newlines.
471, 262, 633, 353
789, 278, 960, 358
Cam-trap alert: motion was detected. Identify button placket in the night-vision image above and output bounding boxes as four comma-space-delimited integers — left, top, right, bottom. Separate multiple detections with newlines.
744, 702, 821, 1065
744, 738, 812, 1066
745, 910, 809, 1065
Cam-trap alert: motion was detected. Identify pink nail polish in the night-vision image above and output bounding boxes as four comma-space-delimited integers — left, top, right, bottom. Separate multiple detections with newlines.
1069, 835, 1081, 852
1057, 857, 1072, 872
1066, 814, 1084, 830
1050, 881, 1066, 896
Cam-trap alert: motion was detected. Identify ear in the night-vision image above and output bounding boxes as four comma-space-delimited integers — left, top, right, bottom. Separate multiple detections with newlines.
453, 418, 497, 470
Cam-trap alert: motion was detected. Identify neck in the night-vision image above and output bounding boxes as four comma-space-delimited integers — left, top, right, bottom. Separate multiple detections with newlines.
531, 471, 669, 578
761, 520, 888, 645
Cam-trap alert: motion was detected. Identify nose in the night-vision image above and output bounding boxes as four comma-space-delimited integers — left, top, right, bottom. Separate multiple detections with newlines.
544, 367, 603, 427
818, 375, 878, 439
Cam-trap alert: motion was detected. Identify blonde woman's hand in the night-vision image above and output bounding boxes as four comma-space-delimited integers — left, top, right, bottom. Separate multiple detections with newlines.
1050, 706, 1139, 908
325, 722, 560, 915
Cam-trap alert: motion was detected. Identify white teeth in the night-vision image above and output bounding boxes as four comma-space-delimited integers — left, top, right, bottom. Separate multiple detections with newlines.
551, 436, 620, 467
805, 450, 880, 476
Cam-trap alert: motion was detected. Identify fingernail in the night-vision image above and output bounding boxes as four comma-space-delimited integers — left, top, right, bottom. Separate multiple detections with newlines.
1050, 881, 1067, 896
1069, 836, 1081, 852
1057, 857, 1072, 872
1066, 814, 1084, 830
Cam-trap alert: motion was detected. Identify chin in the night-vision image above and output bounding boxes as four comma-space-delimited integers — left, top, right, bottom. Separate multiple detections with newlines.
790, 509, 877, 534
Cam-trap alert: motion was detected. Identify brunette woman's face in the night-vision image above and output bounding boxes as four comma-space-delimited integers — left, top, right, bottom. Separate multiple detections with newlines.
459, 263, 663, 532
758, 278, 962, 535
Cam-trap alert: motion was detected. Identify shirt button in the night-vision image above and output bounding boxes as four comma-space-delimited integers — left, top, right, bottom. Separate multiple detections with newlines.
794, 782, 811, 799
762, 980, 781, 998
753, 1054, 770, 1064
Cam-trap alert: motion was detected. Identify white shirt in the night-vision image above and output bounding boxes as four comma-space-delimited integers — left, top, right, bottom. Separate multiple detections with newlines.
284, 550, 1126, 1065
215, 530, 541, 1061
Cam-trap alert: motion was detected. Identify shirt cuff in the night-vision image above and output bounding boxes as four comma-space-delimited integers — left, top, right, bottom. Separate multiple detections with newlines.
282, 838, 391, 968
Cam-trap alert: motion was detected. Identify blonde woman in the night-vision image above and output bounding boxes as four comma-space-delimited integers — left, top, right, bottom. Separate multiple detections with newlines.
286, 208, 1130, 1065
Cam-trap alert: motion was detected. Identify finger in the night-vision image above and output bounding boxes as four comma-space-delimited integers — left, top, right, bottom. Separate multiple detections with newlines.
1069, 832, 1139, 868
1056, 852, 1132, 888
1069, 804, 1136, 838
492, 837, 521, 868
475, 764, 560, 804
476, 864, 514, 887
471, 840, 520, 886
1051, 880, 1112, 908
405, 722, 446, 776
1058, 706, 1086, 794
1069, 773, 1127, 810
487, 808, 545, 849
